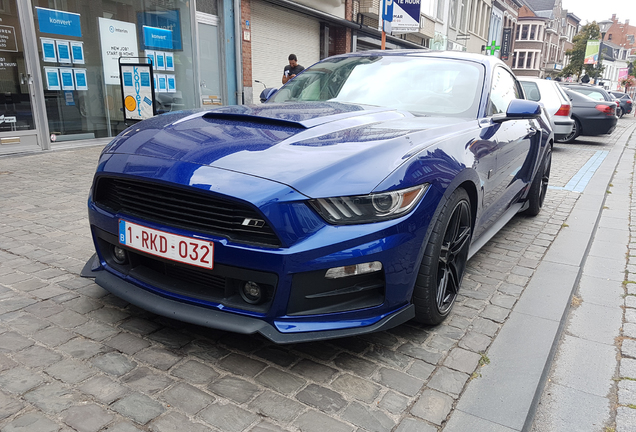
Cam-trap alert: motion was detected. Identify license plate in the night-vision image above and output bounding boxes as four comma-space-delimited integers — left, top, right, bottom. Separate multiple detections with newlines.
119, 220, 214, 269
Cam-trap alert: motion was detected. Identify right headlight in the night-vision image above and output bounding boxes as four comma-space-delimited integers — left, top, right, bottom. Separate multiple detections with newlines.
308, 184, 429, 225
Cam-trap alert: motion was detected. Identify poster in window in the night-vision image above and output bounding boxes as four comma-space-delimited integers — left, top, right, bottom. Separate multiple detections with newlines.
167, 75, 176, 92
56, 40, 71, 63
74, 68, 88, 90
165, 52, 174, 71
157, 74, 167, 92
60, 68, 75, 90
45, 68, 61, 90
155, 52, 165, 70
41, 38, 57, 62
145, 50, 156, 68
71, 41, 85, 64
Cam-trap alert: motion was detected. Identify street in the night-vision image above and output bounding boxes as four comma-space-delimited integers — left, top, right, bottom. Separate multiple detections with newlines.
1, 115, 635, 432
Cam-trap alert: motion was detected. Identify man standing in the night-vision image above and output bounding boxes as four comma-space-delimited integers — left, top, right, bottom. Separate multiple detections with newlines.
282, 54, 304, 84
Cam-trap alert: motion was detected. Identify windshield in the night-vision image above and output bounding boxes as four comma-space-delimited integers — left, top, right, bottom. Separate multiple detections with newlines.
268, 55, 485, 118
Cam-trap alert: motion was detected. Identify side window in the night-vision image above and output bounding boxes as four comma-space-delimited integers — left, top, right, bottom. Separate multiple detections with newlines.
520, 81, 541, 102
489, 67, 520, 115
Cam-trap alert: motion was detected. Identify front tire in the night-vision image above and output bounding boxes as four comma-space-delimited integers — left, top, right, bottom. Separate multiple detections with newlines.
413, 188, 472, 325
523, 145, 552, 216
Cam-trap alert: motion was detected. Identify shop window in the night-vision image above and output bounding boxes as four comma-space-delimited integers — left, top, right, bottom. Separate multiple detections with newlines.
32, 0, 201, 142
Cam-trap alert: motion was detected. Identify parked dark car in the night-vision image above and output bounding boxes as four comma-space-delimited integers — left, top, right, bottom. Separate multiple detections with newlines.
82, 51, 553, 343
610, 91, 633, 117
557, 88, 618, 143
560, 83, 621, 117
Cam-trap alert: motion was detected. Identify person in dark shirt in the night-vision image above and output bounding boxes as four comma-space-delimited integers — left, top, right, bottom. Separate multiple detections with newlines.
282, 54, 304, 84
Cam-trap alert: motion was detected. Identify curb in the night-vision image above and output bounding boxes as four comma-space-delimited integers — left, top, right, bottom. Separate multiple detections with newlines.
443, 120, 636, 432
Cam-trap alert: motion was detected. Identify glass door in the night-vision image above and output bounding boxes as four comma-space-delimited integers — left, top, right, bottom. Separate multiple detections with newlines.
196, 12, 223, 106
0, 0, 43, 153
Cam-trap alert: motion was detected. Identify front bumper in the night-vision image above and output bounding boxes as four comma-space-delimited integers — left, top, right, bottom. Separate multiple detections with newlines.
82, 253, 416, 343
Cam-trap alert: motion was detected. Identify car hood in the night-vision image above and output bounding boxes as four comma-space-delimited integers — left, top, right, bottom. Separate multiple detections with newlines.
104, 102, 473, 197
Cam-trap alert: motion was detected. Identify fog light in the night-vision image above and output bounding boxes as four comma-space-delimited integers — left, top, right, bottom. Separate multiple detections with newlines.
112, 246, 127, 264
325, 261, 382, 279
241, 281, 263, 304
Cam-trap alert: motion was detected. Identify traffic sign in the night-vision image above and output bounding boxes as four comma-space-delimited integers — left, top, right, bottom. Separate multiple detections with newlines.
382, 0, 393, 22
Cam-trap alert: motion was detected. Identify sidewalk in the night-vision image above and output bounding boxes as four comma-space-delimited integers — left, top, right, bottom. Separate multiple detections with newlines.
530, 114, 636, 432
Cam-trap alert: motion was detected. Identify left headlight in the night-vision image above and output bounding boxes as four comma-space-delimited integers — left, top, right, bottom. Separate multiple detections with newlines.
308, 184, 430, 225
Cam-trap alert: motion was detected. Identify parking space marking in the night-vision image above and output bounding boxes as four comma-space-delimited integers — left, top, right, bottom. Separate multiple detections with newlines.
549, 150, 609, 192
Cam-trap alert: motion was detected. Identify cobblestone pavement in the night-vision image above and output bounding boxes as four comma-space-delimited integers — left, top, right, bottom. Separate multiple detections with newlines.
0, 117, 634, 432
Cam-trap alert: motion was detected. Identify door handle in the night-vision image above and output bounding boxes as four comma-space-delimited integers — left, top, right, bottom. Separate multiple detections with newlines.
20, 73, 31, 85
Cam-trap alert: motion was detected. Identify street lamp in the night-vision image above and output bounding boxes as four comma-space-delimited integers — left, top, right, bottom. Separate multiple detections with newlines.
597, 19, 613, 86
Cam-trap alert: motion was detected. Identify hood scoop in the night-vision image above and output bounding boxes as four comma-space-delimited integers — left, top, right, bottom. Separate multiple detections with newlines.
202, 112, 308, 131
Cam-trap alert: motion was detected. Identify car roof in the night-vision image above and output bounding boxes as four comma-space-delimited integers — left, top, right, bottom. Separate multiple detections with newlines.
328, 49, 505, 68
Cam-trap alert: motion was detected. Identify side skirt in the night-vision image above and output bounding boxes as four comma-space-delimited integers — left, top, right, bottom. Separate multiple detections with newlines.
468, 203, 524, 260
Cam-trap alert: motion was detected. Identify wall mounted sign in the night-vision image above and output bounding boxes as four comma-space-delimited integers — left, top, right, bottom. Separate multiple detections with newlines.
41, 38, 57, 62
501, 28, 512, 60
56, 40, 71, 63
0, 25, 18, 52
71, 41, 84, 64
98, 18, 139, 85
45, 68, 61, 90
142, 26, 173, 50
73, 68, 88, 90
137, 10, 182, 50
119, 59, 155, 121
36, 7, 82, 38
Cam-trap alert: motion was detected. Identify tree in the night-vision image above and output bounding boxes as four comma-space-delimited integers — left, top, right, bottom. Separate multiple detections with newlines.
562, 23, 603, 80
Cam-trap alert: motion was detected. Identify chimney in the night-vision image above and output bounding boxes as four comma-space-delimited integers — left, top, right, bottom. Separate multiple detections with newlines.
626, 19, 630, 25
612, 14, 616, 21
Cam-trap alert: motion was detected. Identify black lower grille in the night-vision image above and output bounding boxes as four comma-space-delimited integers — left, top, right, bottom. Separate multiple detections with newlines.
94, 230, 277, 314
93, 176, 280, 247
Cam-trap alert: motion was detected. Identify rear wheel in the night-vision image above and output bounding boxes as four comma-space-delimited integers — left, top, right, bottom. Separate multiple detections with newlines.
557, 118, 580, 144
413, 188, 472, 325
523, 145, 552, 216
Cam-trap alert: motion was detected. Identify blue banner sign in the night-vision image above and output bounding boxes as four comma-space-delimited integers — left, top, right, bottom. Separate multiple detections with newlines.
143, 26, 173, 50
138, 10, 181, 50
36, 7, 82, 38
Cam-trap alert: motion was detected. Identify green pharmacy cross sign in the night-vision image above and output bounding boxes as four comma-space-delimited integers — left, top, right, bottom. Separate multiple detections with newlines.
485, 40, 501, 55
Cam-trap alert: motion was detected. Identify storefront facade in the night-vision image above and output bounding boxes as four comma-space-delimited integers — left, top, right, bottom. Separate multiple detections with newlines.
0, 0, 235, 155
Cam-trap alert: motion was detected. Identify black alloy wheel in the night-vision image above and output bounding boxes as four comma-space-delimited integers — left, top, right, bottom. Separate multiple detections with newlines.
436, 199, 471, 315
413, 188, 472, 325
523, 145, 552, 216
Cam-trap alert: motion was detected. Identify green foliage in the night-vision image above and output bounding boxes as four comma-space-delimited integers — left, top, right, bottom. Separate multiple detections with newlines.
562, 22, 603, 79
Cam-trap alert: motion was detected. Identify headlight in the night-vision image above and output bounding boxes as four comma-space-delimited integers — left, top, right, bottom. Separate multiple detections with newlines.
309, 184, 429, 224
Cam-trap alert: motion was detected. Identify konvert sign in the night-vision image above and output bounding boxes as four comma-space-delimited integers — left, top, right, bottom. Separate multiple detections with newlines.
119, 59, 155, 122
36, 7, 82, 38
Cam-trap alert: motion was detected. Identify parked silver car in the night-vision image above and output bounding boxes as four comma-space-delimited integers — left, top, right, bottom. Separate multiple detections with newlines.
519, 78, 574, 141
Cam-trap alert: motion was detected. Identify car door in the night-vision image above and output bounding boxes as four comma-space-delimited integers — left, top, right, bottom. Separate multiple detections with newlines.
478, 67, 537, 233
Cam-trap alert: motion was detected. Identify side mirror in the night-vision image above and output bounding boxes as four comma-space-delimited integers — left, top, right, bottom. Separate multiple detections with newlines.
493, 99, 542, 123
260, 88, 278, 103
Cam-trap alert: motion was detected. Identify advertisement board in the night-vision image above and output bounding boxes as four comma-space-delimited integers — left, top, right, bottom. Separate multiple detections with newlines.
392, 0, 421, 33
99, 18, 139, 85
119, 60, 155, 121
584, 40, 600, 65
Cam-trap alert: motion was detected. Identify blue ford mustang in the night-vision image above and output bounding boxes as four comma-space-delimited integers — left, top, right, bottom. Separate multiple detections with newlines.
82, 51, 552, 343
